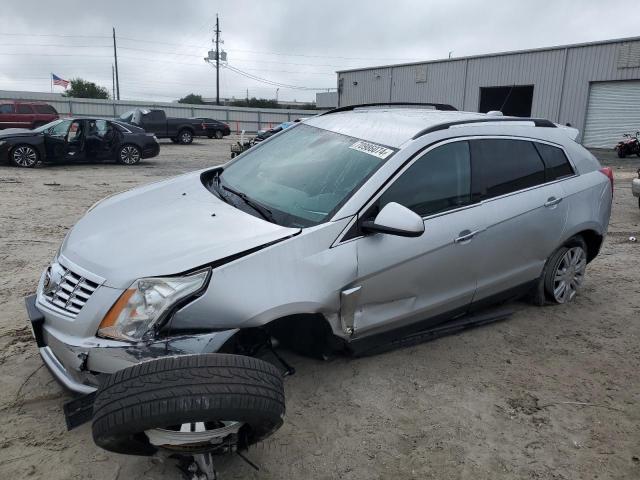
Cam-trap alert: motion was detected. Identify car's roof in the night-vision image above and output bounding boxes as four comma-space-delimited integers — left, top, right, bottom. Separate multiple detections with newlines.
1, 100, 52, 105
304, 107, 489, 147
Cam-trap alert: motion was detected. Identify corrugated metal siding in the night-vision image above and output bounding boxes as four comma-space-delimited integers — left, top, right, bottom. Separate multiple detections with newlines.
338, 39, 640, 144
0, 90, 322, 133
463, 49, 566, 117
390, 60, 467, 108
582, 81, 640, 148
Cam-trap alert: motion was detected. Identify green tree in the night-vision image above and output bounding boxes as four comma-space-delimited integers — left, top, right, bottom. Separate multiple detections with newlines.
229, 97, 279, 109
62, 78, 110, 99
178, 93, 205, 104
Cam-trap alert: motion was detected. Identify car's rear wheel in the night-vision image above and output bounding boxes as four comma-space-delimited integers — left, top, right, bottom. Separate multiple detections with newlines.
10, 145, 39, 168
92, 354, 285, 456
178, 129, 193, 145
118, 144, 141, 165
543, 237, 588, 304
214, 130, 223, 139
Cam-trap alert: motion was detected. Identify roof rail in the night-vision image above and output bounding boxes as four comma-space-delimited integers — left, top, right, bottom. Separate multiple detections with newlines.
321, 102, 458, 116
412, 117, 557, 139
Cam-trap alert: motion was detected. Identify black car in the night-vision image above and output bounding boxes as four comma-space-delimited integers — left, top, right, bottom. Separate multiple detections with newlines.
0, 118, 160, 168
193, 117, 231, 139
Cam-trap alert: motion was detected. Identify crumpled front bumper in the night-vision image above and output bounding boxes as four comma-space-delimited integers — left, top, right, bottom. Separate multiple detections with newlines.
25, 294, 238, 394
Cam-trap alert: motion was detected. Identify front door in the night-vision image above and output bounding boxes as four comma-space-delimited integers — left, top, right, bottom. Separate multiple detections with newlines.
349, 140, 483, 337
44, 119, 72, 160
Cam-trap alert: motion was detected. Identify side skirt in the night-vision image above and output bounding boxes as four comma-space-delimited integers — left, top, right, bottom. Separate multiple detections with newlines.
348, 280, 536, 357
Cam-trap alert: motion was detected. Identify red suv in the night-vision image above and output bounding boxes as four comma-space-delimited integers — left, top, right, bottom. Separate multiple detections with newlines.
0, 100, 59, 130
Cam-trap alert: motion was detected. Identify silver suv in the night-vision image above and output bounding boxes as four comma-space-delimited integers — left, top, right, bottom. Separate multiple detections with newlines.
25, 104, 612, 460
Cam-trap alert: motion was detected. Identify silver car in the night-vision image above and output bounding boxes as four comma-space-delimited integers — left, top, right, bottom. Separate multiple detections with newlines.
25, 104, 613, 461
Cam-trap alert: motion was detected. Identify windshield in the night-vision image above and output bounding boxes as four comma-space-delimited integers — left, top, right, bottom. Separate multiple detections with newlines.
32, 119, 64, 133
119, 110, 135, 122
219, 124, 394, 227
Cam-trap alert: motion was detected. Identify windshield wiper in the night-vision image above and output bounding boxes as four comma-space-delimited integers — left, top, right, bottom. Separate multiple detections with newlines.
220, 183, 275, 223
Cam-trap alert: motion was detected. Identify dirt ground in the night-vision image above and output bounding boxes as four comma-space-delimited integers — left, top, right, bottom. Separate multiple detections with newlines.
0, 139, 638, 480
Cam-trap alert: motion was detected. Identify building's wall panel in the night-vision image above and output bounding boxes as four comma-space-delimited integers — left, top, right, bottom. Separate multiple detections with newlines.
337, 39, 640, 144
390, 60, 467, 108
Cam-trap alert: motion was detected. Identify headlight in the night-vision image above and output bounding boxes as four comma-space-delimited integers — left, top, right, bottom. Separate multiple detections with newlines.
97, 269, 210, 341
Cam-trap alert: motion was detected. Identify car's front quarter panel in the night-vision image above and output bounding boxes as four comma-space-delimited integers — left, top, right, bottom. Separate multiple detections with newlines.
171, 217, 357, 337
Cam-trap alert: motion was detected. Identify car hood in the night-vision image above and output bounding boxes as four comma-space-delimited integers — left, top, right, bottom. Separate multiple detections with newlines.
60, 171, 300, 288
0, 128, 36, 138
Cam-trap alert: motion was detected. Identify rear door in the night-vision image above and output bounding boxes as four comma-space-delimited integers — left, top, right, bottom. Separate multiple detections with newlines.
349, 140, 483, 337
16, 103, 35, 128
470, 138, 569, 301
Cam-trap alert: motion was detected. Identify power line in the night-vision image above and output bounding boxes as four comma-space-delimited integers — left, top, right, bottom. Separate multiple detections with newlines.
221, 63, 335, 91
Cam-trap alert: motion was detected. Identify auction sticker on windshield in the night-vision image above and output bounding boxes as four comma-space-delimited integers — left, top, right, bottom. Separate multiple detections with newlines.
349, 140, 395, 160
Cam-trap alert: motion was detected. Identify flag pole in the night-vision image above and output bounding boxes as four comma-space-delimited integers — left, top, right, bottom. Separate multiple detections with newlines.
50, 74, 53, 93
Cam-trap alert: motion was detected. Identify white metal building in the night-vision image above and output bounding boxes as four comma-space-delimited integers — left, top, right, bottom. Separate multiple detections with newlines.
336, 36, 640, 148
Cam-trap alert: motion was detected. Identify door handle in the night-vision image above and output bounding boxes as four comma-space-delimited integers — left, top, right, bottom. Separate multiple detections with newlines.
454, 229, 483, 243
544, 196, 563, 208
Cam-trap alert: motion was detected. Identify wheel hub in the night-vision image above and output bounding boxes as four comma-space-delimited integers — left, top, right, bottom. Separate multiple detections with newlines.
145, 421, 243, 452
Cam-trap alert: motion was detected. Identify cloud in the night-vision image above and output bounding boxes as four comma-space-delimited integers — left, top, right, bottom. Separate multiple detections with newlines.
0, 0, 637, 102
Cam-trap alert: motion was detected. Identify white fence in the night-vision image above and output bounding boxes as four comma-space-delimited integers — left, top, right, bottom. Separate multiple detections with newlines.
0, 90, 324, 133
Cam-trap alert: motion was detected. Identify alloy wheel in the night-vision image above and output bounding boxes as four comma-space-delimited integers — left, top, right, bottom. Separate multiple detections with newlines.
181, 131, 193, 144
12, 146, 38, 167
552, 246, 586, 303
120, 145, 140, 164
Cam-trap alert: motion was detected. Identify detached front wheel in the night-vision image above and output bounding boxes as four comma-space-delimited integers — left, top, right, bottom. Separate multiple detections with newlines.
92, 354, 285, 456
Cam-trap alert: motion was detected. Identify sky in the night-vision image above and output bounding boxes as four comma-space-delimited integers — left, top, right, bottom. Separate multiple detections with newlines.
1, 0, 639, 103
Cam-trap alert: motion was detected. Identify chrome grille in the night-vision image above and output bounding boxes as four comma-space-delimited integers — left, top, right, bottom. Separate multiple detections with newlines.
43, 265, 99, 315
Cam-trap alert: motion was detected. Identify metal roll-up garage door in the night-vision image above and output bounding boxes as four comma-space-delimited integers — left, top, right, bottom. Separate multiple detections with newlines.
583, 81, 640, 148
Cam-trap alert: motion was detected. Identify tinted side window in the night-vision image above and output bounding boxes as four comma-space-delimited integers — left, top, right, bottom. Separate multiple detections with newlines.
534, 142, 574, 181
471, 139, 545, 200
0, 104, 15, 113
17, 104, 33, 114
379, 141, 471, 217
35, 104, 57, 114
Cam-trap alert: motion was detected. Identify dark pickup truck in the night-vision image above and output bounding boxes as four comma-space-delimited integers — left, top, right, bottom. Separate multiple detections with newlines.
119, 108, 207, 144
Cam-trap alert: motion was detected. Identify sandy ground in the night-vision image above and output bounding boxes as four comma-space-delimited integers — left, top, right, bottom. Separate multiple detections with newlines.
0, 139, 638, 480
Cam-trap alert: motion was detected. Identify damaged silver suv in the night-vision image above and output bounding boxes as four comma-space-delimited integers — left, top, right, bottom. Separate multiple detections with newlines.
26, 104, 612, 468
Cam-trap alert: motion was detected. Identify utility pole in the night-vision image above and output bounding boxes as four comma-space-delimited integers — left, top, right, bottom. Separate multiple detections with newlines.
111, 65, 115, 100
215, 15, 221, 105
113, 28, 120, 100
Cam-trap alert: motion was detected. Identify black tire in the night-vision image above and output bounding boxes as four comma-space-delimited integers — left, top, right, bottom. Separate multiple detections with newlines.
10, 144, 39, 168
92, 354, 285, 456
178, 129, 193, 145
617, 149, 625, 158
117, 144, 141, 165
215, 130, 223, 139
207, 134, 214, 139
541, 236, 588, 304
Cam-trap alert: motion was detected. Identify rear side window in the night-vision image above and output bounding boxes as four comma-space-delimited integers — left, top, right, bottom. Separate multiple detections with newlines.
0, 104, 15, 114
34, 104, 58, 115
16, 104, 33, 114
534, 142, 574, 180
471, 139, 545, 200
379, 141, 471, 217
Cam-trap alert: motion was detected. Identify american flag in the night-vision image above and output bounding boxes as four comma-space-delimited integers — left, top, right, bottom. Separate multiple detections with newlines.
52, 73, 69, 88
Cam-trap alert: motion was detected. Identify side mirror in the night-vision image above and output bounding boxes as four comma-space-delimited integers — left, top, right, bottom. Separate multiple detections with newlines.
361, 202, 425, 238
